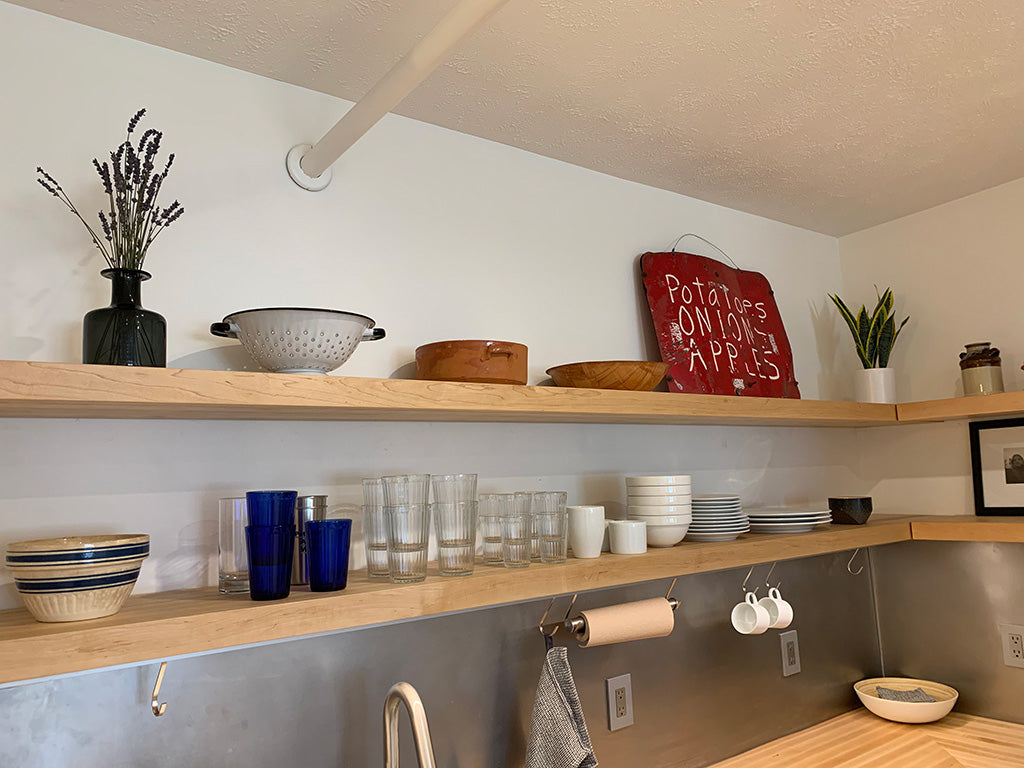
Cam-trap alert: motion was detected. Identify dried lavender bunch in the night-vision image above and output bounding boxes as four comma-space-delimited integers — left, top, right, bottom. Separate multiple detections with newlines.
37, 109, 185, 271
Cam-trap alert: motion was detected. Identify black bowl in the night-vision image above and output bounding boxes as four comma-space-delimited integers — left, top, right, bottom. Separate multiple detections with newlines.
828, 496, 873, 525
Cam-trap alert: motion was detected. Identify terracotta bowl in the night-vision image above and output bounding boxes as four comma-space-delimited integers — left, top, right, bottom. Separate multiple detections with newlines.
416, 340, 528, 385
546, 361, 670, 391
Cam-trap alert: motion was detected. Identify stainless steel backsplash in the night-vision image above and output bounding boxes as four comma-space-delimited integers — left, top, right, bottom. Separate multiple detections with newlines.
0, 551, 879, 768
872, 540, 1024, 723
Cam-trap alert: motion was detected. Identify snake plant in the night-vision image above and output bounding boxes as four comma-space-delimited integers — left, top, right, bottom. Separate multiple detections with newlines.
828, 288, 910, 369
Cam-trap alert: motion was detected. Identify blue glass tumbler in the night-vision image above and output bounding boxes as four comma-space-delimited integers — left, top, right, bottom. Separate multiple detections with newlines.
245, 524, 295, 600
305, 519, 352, 592
245, 490, 298, 527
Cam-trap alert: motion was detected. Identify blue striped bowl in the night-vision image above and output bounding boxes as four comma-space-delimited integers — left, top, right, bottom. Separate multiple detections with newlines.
6, 535, 149, 622
6, 534, 149, 568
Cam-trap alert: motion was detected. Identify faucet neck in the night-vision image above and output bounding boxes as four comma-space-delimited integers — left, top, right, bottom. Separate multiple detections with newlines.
383, 682, 437, 768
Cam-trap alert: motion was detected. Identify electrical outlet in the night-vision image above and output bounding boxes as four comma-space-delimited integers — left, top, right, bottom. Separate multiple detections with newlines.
780, 630, 801, 677
999, 623, 1024, 669
605, 673, 634, 731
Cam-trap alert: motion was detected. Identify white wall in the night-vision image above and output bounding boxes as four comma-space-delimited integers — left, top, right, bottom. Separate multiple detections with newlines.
0, 3, 858, 610
839, 177, 1024, 515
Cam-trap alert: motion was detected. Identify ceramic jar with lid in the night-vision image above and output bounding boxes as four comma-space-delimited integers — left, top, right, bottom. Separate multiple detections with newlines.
959, 342, 1003, 396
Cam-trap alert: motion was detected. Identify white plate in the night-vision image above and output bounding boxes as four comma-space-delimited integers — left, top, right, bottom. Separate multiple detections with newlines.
626, 475, 692, 486
747, 515, 831, 523
692, 494, 741, 502
685, 532, 745, 542
627, 495, 692, 506
746, 508, 830, 517
627, 485, 692, 496
749, 523, 829, 534
687, 523, 750, 531
692, 512, 747, 520
691, 503, 743, 510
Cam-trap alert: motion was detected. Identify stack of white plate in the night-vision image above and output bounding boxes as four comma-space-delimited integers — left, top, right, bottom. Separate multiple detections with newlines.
626, 475, 691, 547
688, 494, 748, 542
747, 507, 832, 534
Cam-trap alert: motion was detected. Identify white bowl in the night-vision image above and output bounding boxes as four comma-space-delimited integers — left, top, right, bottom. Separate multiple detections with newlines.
627, 494, 692, 506
854, 678, 958, 723
627, 484, 692, 496
626, 475, 692, 486
644, 522, 689, 547
627, 512, 691, 525
211, 307, 386, 374
6, 533, 149, 567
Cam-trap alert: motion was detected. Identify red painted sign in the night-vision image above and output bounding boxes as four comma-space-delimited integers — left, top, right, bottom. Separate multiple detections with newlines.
640, 251, 800, 398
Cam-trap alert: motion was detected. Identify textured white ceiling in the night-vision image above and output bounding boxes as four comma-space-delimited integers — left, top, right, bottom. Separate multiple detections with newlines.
12, 0, 1024, 234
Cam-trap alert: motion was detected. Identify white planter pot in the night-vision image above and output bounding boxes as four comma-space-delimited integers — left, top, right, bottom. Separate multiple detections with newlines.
854, 367, 896, 404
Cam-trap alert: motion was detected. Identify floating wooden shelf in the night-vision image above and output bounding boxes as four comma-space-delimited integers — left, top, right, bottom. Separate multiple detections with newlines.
896, 391, 1024, 423
0, 360, 896, 427
0, 516, 916, 685
911, 515, 1024, 543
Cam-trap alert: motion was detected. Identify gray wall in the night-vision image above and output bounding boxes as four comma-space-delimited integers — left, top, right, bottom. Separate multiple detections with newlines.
872, 540, 1024, 723
0, 551, 879, 768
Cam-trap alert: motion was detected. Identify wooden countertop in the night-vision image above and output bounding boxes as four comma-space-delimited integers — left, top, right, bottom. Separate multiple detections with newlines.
709, 709, 1024, 767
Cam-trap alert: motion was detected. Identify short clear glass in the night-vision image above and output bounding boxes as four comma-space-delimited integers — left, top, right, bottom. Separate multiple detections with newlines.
516, 492, 539, 560
362, 479, 388, 579
536, 511, 568, 563
381, 474, 431, 507
431, 473, 478, 504
500, 509, 532, 569
218, 497, 249, 594
384, 503, 431, 583
433, 500, 477, 576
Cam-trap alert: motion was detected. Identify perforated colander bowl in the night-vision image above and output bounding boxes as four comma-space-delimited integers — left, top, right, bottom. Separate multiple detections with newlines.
211, 307, 385, 374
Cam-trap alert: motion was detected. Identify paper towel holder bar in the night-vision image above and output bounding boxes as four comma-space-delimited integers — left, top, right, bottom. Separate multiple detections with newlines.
539, 593, 578, 646
562, 577, 679, 637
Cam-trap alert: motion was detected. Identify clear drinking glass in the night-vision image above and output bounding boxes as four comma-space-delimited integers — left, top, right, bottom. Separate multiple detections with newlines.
218, 497, 249, 594
362, 478, 388, 579
433, 500, 477, 576
516, 492, 539, 560
384, 503, 431, 583
500, 507, 532, 569
536, 512, 568, 564
381, 474, 431, 507
431, 474, 478, 504
478, 494, 506, 566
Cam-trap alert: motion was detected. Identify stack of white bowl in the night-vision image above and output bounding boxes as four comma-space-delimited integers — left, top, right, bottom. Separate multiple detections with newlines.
626, 475, 692, 547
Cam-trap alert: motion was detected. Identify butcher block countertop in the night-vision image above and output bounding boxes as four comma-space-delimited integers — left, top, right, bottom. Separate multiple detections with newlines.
709, 709, 1024, 767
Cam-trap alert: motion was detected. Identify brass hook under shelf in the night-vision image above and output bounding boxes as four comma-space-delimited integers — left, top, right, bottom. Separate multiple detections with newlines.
151, 661, 168, 717
847, 549, 865, 576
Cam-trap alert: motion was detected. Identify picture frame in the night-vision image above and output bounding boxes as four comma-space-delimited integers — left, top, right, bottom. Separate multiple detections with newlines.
969, 418, 1024, 516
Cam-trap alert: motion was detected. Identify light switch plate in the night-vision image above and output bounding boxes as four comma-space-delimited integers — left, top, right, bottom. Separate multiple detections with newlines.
780, 630, 801, 676
606, 673, 634, 730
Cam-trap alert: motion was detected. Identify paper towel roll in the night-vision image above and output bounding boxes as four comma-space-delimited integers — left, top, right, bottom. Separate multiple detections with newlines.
578, 597, 675, 647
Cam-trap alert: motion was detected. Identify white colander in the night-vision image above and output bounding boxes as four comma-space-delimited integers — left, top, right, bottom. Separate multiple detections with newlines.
210, 308, 385, 374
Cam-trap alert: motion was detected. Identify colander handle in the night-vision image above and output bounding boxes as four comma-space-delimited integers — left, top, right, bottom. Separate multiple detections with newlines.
210, 322, 241, 339
362, 328, 386, 342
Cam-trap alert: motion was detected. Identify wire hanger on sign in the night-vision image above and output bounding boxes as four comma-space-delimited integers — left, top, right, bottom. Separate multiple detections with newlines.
668, 233, 741, 269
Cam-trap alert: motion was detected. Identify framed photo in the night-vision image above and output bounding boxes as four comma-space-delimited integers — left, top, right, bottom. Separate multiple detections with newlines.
969, 418, 1024, 516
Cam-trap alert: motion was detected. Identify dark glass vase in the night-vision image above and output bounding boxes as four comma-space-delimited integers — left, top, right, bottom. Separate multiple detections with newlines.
83, 268, 166, 367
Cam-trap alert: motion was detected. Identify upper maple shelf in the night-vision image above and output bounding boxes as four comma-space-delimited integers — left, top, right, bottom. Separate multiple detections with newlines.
0, 360, 895, 427
896, 391, 1024, 423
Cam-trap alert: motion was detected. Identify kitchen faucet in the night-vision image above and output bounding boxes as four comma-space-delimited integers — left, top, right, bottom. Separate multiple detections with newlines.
383, 682, 437, 768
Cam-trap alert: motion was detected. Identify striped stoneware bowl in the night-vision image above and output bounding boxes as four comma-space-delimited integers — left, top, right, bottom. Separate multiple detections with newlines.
5, 535, 149, 622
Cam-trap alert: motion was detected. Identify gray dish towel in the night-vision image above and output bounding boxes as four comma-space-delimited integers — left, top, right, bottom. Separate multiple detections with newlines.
525, 646, 598, 768
876, 686, 936, 703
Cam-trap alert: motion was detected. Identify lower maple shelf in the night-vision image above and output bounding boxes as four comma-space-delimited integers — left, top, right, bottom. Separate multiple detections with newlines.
0, 516, 917, 685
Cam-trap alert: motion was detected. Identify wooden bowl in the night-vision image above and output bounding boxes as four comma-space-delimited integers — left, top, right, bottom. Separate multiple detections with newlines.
854, 677, 958, 723
546, 361, 669, 391
416, 340, 528, 385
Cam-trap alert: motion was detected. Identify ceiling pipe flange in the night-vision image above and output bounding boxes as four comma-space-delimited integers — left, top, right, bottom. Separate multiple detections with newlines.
286, 144, 333, 191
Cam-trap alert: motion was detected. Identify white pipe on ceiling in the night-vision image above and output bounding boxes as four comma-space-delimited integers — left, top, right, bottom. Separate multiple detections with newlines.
287, 0, 512, 190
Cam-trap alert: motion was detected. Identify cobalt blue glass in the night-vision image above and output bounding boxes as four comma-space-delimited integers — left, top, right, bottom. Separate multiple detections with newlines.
245, 524, 295, 601
245, 490, 298, 527
305, 519, 352, 592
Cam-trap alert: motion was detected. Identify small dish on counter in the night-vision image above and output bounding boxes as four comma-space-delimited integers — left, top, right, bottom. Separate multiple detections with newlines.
854, 677, 958, 723
546, 360, 669, 391
5, 534, 150, 622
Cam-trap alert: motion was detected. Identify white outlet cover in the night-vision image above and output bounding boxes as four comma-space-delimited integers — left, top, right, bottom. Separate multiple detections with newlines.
999, 623, 1024, 669
780, 630, 801, 677
606, 673, 634, 731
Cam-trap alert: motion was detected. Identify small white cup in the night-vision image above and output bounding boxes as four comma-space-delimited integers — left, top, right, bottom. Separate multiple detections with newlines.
607, 520, 647, 554
567, 505, 605, 559
731, 592, 771, 635
758, 587, 793, 629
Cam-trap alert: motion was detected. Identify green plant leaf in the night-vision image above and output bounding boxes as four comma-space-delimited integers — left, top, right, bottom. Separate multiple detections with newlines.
876, 314, 896, 367
864, 302, 888, 367
829, 294, 872, 368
